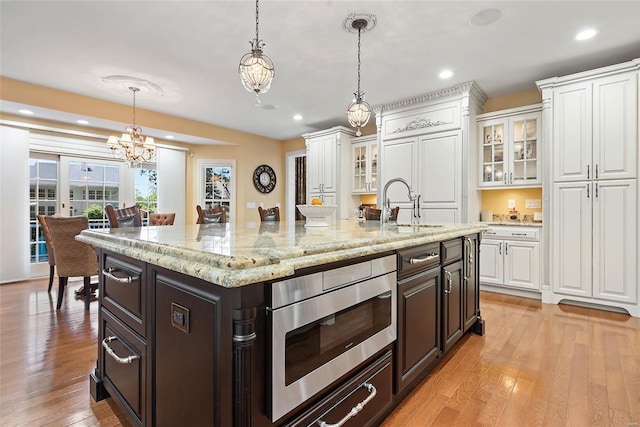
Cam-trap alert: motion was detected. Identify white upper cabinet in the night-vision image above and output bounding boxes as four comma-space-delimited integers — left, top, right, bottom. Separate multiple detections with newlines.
477, 105, 542, 188
553, 71, 637, 182
350, 135, 378, 194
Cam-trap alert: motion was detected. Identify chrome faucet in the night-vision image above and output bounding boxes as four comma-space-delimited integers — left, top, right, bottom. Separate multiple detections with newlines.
380, 177, 419, 225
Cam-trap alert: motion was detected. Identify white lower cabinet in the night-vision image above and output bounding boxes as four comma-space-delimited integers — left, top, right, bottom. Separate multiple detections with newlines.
553, 179, 637, 304
479, 226, 540, 292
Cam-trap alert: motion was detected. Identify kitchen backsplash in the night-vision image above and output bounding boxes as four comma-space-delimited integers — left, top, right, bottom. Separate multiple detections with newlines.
481, 188, 543, 218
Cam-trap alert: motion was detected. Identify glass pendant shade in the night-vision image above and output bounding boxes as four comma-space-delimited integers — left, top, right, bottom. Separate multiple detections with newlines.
239, 48, 275, 94
347, 96, 371, 136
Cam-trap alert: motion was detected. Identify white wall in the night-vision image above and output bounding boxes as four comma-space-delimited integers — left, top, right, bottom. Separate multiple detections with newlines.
156, 146, 186, 225
0, 126, 30, 283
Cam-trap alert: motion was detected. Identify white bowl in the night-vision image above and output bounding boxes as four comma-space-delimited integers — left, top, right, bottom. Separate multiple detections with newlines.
296, 205, 337, 227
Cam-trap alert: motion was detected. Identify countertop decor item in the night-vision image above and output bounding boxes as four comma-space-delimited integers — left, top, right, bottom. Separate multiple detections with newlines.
238, 0, 274, 106
296, 204, 337, 227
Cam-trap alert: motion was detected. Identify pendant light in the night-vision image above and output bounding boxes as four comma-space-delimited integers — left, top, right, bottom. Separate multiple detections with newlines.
238, 0, 275, 106
106, 87, 156, 168
345, 14, 375, 136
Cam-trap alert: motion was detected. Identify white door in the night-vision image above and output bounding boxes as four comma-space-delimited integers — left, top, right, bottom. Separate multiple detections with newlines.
417, 132, 460, 207
479, 239, 503, 285
553, 82, 592, 182
552, 182, 592, 297
592, 72, 638, 181
503, 240, 540, 290
381, 137, 417, 204
592, 179, 637, 303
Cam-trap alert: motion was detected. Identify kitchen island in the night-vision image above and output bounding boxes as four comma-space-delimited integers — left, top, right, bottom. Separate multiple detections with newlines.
78, 220, 486, 427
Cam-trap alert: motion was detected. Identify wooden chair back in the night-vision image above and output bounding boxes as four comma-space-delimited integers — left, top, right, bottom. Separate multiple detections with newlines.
105, 204, 143, 228
258, 206, 280, 222
196, 205, 227, 224
37, 214, 56, 293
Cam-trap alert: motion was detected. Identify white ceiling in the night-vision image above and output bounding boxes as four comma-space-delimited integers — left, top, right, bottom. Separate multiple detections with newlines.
1, 1, 639, 142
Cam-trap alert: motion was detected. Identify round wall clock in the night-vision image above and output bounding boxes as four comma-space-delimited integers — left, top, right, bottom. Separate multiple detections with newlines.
253, 164, 276, 193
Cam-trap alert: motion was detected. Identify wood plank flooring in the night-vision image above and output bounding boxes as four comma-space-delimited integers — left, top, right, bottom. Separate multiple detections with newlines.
1, 278, 639, 426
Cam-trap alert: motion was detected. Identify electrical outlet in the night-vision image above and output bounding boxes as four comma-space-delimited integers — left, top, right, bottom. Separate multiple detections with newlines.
508, 199, 516, 209
525, 199, 542, 209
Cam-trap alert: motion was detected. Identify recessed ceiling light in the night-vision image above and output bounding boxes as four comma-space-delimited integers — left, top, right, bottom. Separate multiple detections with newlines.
77, 119, 89, 125
293, 114, 303, 121
469, 9, 501, 27
19, 109, 34, 115
575, 28, 598, 41
439, 69, 454, 79
165, 135, 175, 139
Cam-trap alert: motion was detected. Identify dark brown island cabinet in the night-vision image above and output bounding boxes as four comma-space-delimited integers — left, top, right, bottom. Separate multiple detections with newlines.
87, 228, 484, 427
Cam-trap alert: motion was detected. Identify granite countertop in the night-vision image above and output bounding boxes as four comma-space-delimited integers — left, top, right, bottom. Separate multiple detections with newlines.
78, 220, 487, 288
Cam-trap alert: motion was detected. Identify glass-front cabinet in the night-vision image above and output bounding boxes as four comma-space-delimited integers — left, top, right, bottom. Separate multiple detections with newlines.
351, 134, 378, 194
478, 105, 542, 188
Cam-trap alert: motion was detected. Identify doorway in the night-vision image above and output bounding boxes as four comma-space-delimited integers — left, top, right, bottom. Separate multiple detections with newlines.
286, 150, 306, 221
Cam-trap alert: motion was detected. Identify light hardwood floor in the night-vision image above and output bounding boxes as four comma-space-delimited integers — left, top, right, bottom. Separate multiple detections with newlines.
1, 278, 638, 426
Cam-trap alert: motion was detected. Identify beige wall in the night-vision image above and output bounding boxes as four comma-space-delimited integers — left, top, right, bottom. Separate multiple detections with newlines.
1, 77, 285, 225
482, 88, 542, 113
481, 188, 543, 217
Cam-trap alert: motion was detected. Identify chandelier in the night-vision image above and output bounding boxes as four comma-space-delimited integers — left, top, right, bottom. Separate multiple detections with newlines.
106, 87, 155, 167
345, 15, 375, 137
238, 0, 275, 106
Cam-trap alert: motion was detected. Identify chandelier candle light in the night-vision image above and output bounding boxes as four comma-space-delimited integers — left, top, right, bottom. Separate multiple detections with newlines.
238, 0, 275, 106
106, 87, 155, 168
345, 14, 376, 137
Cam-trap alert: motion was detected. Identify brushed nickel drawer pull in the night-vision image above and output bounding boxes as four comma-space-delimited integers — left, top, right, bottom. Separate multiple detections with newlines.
103, 268, 134, 283
317, 383, 377, 427
445, 270, 453, 294
408, 253, 438, 264
102, 336, 139, 364
512, 232, 527, 236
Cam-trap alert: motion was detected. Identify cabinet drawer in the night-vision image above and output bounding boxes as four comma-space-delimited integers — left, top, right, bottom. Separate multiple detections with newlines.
101, 253, 146, 337
101, 308, 147, 425
482, 226, 540, 241
288, 351, 393, 427
441, 238, 463, 265
397, 243, 440, 279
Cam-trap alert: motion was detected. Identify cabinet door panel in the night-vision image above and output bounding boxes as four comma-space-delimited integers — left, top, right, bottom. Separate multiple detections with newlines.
593, 180, 637, 303
397, 268, 440, 392
593, 72, 638, 180
552, 182, 592, 297
553, 83, 592, 182
418, 133, 460, 204
442, 260, 463, 353
504, 241, 540, 290
419, 208, 457, 225
479, 240, 503, 285
321, 135, 338, 192
382, 138, 417, 202
308, 138, 323, 193
463, 236, 479, 332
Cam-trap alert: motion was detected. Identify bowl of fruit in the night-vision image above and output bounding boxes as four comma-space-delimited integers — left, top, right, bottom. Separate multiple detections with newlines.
296, 199, 337, 227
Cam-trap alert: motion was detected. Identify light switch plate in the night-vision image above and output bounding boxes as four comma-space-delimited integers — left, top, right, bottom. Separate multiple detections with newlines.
525, 199, 542, 209
508, 199, 516, 209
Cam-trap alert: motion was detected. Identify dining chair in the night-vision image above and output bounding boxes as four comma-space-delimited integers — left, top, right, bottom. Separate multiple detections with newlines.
37, 214, 57, 293
258, 206, 280, 222
365, 206, 399, 221
105, 204, 143, 228
44, 215, 99, 310
196, 205, 227, 224
149, 213, 176, 226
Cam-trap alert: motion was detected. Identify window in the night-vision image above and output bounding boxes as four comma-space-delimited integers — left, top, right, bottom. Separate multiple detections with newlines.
67, 161, 119, 228
29, 157, 58, 264
199, 160, 235, 222
135, 165, 157, 224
